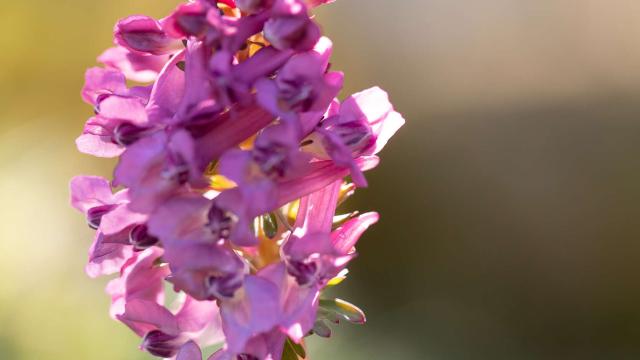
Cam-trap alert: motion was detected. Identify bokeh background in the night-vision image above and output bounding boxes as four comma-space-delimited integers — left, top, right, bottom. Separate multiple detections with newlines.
2, 0, 640, 358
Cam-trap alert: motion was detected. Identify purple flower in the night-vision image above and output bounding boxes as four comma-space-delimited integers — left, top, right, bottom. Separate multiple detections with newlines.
107, 248, 223, 357
115, 15, 181, 55
147, 184, 272, 248
208, 45, 294, 112
259, 262, 319, 341
273, 155, 380, 207
69, 176, 146, 277
128, 224, 160, 251
218, 123, 309, 184
209, 329, 286, 360
114, 130, 206, 213
193, 100, 277, 165
264, 0, 320, 51
307, 86, 405, 186
164, 2, 211, 39
107, 248, 170, 333
236, 0, 275, 15
207, 182, 277, 246
172, 40, 282, 126
256, 37, 343, 129
78, 96, 151, 154
175, 340, 203, 360
217, 262, 318, 356
173, 41, 218, 124
73, 0, 403, 357
81, 67, 129, 106
165, 2, 266, 53
164, 240, 246, 301
282, 180, 378, 287
145, 49, 187, 124
77, 67, 154, 157
146, 193, 251, 298
98, 46, 170, 83
285, 212, 379, 287
219, 270, 282, 354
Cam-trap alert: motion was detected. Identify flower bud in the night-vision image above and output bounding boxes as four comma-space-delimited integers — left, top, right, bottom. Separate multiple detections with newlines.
161, 153, 191, 185
323, 120, 374, 157
207, 205, 238, 240
264, 0, 319, 51
286, 258, 319, 286
205, 271, 243, 300
252, 142, 290, 178
141, 330, 182, 358
129, 224, 159, 251
277, 77, 314, 112
114, 123, 148, 146
164, 3, 209, 39
86, 204, 116, 230
115, 16, 176, 55
236, 0, 274, 14
264, 16, 318, 51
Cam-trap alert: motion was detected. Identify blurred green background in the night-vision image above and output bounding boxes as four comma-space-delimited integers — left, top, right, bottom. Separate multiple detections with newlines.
2, 0, 640, 359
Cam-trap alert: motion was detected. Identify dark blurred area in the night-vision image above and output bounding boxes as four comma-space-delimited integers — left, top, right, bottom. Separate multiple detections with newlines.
1, 1, 640, 359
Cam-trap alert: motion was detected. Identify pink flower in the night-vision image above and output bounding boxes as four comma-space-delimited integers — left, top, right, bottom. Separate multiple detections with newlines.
114, 130, 206, 213
164, 240, 246, 301
308, 87, 405, 187
71, 0, 403, 357
98, 46, 170, 83
218, 123, 310, 184
217, 262, 317, 356
256, 37, 343, 130
77, 68, 154, 157
209, 329, 286, 360
115, 15, 181, 55
69, 176, 145, 277
283, 181, 379, 287
175, 341, 203, 360
316, 211, 380, 280
264, 0, 320, 51
236, 0, 275, 15
164, 3, 211, 39
107, 248, 223, 357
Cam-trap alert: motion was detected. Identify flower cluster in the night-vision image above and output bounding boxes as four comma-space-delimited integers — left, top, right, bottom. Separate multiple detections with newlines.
70, 0, 404, 359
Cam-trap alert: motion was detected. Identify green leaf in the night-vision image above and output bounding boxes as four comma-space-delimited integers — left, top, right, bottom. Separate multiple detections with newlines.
176, 61, 186, 71
289, 338, 306, 358
282, 337, 305, 360
319, 298, 366, 324
282, 342, 297, 360
263, 213, 278, 239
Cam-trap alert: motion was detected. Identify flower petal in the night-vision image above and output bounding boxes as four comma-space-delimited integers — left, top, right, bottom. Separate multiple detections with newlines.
69, 175, 114, 213
176, 341, 203, 360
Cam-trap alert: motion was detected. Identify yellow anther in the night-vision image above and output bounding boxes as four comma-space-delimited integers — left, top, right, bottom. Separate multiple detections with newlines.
210, 174, 237, 191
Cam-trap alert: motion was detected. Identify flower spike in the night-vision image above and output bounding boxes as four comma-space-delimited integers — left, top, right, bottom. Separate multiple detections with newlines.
71, 0, 404, 358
